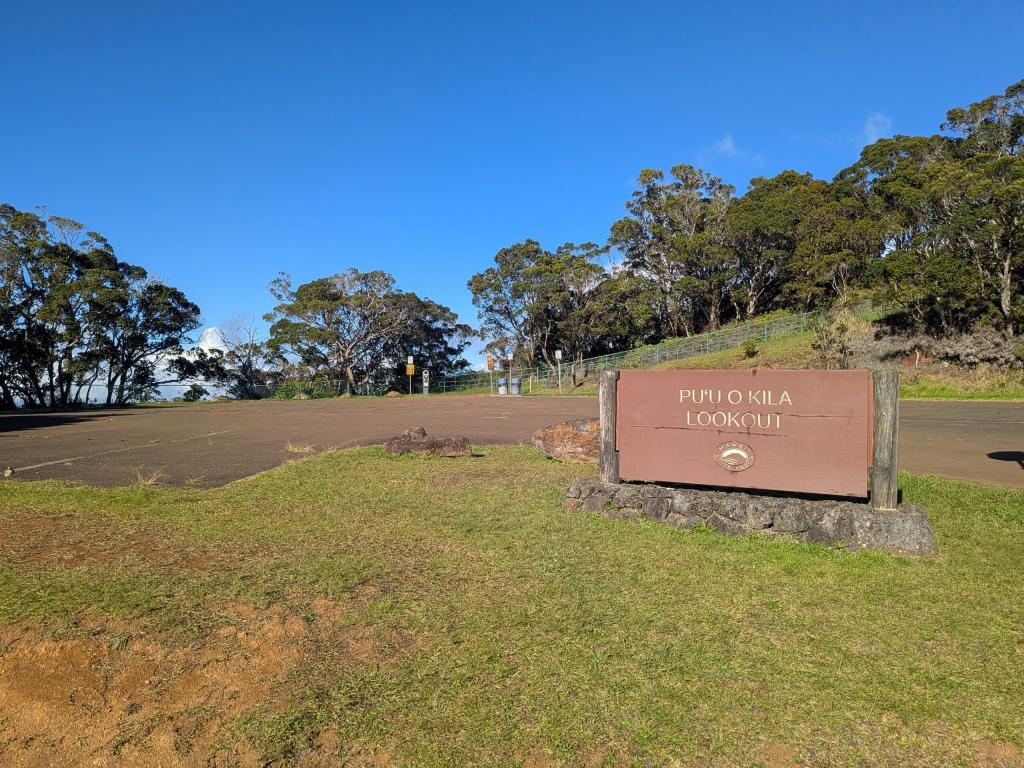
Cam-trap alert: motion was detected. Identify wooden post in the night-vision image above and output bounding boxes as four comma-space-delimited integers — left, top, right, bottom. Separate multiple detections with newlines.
599, 370, 620, 484
871, 369, 899, 510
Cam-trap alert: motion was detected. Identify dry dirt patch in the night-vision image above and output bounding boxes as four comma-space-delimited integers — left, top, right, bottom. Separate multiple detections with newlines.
975, 738, 1024, 768
0, 597, 404, 767
0, 514, 247, 572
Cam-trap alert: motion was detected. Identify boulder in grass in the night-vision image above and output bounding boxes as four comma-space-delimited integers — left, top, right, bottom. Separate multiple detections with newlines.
385, 426, 471, 457
532, 418, 599, 463
386, 390, 402, 398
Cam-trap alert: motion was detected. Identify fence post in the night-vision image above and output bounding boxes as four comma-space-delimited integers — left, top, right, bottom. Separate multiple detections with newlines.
599, 370, 620, 484
871, 369, 900, 510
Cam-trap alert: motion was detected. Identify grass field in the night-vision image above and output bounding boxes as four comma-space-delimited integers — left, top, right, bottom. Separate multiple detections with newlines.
898, 370, 1024, 401
2, 447, 1023, 766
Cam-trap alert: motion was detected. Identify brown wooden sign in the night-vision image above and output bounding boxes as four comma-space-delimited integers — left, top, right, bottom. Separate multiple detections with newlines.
614, 369, 873, 497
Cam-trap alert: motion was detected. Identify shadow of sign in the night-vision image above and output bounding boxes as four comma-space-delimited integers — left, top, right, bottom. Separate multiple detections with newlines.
987, 450, 1024, 470
0, 409, 137, 434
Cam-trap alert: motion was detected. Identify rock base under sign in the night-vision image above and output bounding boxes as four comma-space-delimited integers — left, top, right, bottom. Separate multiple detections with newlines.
565, 477, 937, 556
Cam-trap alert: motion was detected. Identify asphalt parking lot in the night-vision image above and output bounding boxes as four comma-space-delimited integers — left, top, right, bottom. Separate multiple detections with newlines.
0, 396, 598, 488
1, 396, 1022, 489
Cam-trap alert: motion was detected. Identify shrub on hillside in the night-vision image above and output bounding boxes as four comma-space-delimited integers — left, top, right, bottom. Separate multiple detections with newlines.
866, 327, 1024, 369
812, 314, 852, 370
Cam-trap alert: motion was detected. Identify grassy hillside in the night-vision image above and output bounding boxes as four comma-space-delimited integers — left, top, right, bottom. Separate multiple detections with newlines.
654, 329, 1024, 400
655, 330, 818, 371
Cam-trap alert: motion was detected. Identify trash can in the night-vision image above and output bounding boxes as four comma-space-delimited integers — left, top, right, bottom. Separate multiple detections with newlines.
497, 377, 508, 395
509, 377, 521, 395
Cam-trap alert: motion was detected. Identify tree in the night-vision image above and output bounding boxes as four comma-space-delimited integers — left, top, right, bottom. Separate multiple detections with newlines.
943, 78, 1024, 157
182, 383, 208, 402
265, 268, 468, 394
609, 165, 736, 335
95, 278, 206, 405
0, 203, 207, 408
467, 240, 550, 361
729, 171, 826, 316
377, 294, 472, 392
549, 242, 608, 365
833, 78, 1024, 337
943, 80, 1024, 335
467, 239, 610, 365
212, 318, 275, 399
265, 269, 408, 392
584, 271, 663, 351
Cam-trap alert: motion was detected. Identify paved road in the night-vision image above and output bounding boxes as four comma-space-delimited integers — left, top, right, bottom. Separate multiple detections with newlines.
899, 400, 1024, 487
0, 396, 598, 488
0, 397, 1022, 489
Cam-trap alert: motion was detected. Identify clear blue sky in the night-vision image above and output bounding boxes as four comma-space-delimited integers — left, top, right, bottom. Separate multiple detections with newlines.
4, 0, 1022, 351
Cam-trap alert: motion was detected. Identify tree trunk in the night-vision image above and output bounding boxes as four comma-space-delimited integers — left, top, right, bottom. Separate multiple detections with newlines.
707, 295, 722, 331
116, 373, 127, 405
1000, 252, 1014, 336
0, 380, 15, 409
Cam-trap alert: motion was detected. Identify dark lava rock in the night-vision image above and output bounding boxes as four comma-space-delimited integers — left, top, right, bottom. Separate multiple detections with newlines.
565, 476, 937, 556
384, 426, 471, 458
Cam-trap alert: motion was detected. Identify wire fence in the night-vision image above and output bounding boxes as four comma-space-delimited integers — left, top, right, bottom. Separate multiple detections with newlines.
433, 309, 829, 395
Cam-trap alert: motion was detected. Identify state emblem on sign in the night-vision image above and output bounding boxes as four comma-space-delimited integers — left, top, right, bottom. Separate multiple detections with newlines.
714, 441, 755, 472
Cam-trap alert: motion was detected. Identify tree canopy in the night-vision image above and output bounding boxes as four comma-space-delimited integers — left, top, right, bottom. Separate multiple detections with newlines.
265, 268, 470, 394
0, 205, 213, 407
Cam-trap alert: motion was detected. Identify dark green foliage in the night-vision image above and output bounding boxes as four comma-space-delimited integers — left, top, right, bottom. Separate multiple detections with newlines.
265, 269, 470, 395
467, 239, 610, 365
377, 293, 472, 392
609, 164, 735, 334
0, 205, 207, 407
182, 384, 208, 402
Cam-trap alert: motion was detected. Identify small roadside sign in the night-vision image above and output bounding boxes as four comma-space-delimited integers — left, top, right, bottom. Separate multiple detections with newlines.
486, 355, 494, 372
405, 363, 415, 376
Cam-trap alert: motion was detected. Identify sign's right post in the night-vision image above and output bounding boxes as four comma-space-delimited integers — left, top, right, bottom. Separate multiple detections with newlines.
871, 369, 900, 510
